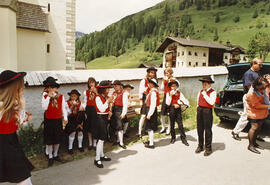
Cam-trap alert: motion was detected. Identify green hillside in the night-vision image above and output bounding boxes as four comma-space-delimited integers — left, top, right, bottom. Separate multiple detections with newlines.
76, 0, 270, 69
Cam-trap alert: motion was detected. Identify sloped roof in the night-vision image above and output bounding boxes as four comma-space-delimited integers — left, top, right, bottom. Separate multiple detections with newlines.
156, 37, 228, 52
16, 1, 49, 32
19, 67, 227, 87
0, 0, 17, 11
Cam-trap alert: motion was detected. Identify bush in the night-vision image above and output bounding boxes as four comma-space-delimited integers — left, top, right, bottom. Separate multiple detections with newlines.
18, 123, 44, 157
233, 15, 240, 23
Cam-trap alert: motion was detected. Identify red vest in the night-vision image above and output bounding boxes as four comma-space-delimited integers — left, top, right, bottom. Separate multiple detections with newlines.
95, 95, 109, 114
45, 94, 63, 119
67, 101, 81, 116
0, 115, 18, 134
86, 89, 96, 106
146, 89, 160, 107
144, 78, 150, 95
114, 91, 124, 107
164, 78, 176, 93
171, 91, 181, 105
198, 89, 215, 108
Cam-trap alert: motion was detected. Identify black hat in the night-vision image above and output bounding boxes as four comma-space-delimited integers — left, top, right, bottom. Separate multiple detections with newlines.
68, 89, 81, 97
199, 76, 214, 83
123, 84, 134, 89
113, 80, 123, 86
147, 67, 158, 73
0, 70, 26, 87
97, 80, 112, 88
168, 81, 179, 87
43, 76, 60, 88
148, 79, 159, 87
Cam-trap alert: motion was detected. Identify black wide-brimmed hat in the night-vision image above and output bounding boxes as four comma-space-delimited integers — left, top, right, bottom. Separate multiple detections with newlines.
168, 81, 179, 87
97, 80, 112, 88
123, 84, 134, 89
0, 70, 26, 87
113, 80, 123, 86
199, 76, 214, 84
43, 76, 60, 88
148, 79, 159, 87
147, 67, 158, 73
68, 89, 81, 97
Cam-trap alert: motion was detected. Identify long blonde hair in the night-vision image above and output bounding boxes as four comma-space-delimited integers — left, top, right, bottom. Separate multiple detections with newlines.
0, 78, 24, 123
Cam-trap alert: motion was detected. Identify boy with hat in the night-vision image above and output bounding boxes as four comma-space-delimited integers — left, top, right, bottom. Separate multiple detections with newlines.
166, 81, 189, 145
65, 89, 85, 154
94, 81, 113, 168
122, 84, 135, 137
144, 79, 160, 149
137, 67, 157, 138
160, 67, 180, 135
41, 76, 68, 166
111, 80, 127, 148
0, 70, 34, 184
195, 76, 216, 156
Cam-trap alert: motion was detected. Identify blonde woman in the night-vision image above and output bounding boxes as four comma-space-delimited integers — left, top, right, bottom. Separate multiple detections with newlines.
0, 70, 34, 185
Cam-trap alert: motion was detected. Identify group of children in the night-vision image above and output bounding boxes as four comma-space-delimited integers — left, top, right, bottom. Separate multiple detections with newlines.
0, 67, 216, 184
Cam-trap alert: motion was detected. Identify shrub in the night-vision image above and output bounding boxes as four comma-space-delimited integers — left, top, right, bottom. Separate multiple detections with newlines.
233, 15, 240, 23
18, 123, 44, 157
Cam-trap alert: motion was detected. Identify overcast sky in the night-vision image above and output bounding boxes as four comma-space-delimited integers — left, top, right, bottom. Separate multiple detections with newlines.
76, 0, 164, 34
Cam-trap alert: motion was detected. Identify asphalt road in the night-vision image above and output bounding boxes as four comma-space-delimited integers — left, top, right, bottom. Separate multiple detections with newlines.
4, 122, 270, 185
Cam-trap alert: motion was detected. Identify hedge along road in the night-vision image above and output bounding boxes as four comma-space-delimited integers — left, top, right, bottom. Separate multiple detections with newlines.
4, 123, 270, 185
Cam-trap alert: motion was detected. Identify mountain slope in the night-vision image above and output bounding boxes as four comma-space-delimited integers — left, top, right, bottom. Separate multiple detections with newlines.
76, 0, 270, 69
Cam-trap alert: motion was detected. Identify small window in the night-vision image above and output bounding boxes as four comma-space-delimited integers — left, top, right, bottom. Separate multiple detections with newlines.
47, 44, 50, 53
178, 52, 180, 57
196, 62, 198, 66
202, 63, 206, 66
243, 57, 246, 61
48, 3, 50, 12
224, 55, 228, 59
189, 62, 192, 66
195, 52, 198, 56
188, 51, 192, 56
182, 51, 184, 56
203, 53, 206, 57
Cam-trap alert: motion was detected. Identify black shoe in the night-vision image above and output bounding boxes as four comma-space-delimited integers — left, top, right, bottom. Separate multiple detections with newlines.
119, 144, 127, 149
144, 143, 155, 149
136, 134, 142, 139
93, 146, 97, 151
48, 158, 54, 167
195, 147, 204, 153
45, 153, 49, 159
88, 146, 93, 151
68, 149, 73, 155
94, 160, 104, 168
101, 156, 111, 161
53, 156, 63, 163
231, 131, 241, 141
170, 138, 176, 144
248, 145, 261, 154
256, 136, 265, 142
79, 147, 84, 152
254, 143, 264, 150
181, 139, 189, 146
204, 150, 212, 156
143, 141, 150, 145
124, 133, 129, 138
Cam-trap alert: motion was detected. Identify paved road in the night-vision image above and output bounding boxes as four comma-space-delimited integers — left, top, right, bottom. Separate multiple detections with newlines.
5, 123, 270, 185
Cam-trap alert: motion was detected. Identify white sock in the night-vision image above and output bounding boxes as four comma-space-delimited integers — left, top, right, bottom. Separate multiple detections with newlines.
118, 130, 124, 146
123, 122, 129, 134
53, 144, 60, 157
18, 177, 32, 185
96, 140, 104, 161
69, 135, 75, 150
148, 130, 154, 146
138, 115, 146, 135
93, 139, 97, 147
166, 118, 171, 134
160, 115, 166, 130
78, 134, 83, 148
48, 145, 53, 159
45, 145, 49, 155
